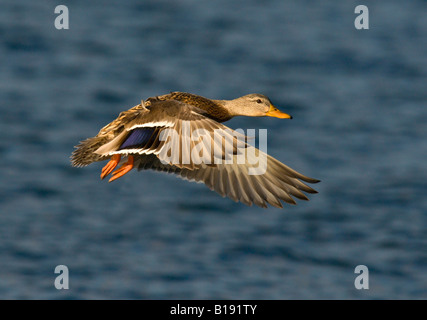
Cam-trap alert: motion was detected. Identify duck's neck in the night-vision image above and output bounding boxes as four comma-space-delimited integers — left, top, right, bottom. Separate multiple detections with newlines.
213, 99, 248, 118
208, 99, 235, 122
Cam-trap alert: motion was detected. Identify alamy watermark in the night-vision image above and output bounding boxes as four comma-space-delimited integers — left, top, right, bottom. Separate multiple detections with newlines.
54, 265, 69, 289
54, 5, 69, 30
354, 5, 369, 30
354, 265, 369, 290
54, 5, 371, 31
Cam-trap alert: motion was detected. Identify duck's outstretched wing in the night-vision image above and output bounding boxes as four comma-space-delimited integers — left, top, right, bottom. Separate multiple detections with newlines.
134, 151, 319, 208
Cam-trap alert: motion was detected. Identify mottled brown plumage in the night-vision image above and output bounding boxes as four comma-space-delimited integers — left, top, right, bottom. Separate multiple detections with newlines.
150, 92, 233, 122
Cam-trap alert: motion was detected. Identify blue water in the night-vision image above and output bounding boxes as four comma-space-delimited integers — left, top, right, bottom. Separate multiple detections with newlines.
0, 0, 426, 299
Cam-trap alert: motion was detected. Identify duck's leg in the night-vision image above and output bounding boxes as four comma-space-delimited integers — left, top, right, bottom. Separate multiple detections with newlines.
109, 155, 134, 182
100, 154, 121, 180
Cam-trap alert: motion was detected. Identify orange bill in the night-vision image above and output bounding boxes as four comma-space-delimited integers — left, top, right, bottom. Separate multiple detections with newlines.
265, 104, 292, 119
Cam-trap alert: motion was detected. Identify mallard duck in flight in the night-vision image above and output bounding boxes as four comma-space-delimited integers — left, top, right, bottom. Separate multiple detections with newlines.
71, 92, 319, 208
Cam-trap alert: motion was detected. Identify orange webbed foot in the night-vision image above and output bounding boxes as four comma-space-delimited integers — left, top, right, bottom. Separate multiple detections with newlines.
100, 154, 121, 180
109, 155, 134, 182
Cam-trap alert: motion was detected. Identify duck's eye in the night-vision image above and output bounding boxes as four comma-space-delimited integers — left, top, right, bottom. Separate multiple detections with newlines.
256, 99, 262, 104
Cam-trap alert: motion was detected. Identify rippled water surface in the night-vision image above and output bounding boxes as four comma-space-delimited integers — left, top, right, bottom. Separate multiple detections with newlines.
0, 0, 426, 299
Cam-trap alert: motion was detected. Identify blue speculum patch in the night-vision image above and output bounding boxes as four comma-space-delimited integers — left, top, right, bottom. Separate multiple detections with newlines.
119, 128, 155, 149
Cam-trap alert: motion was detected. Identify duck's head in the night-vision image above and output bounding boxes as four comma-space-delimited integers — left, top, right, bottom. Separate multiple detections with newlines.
225, 94, 292, 119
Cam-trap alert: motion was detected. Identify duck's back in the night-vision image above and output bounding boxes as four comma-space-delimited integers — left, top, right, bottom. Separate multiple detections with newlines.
149, 92, 232, 122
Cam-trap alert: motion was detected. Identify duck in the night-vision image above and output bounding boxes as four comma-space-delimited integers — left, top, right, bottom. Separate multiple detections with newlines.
71, 92, 319, 208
